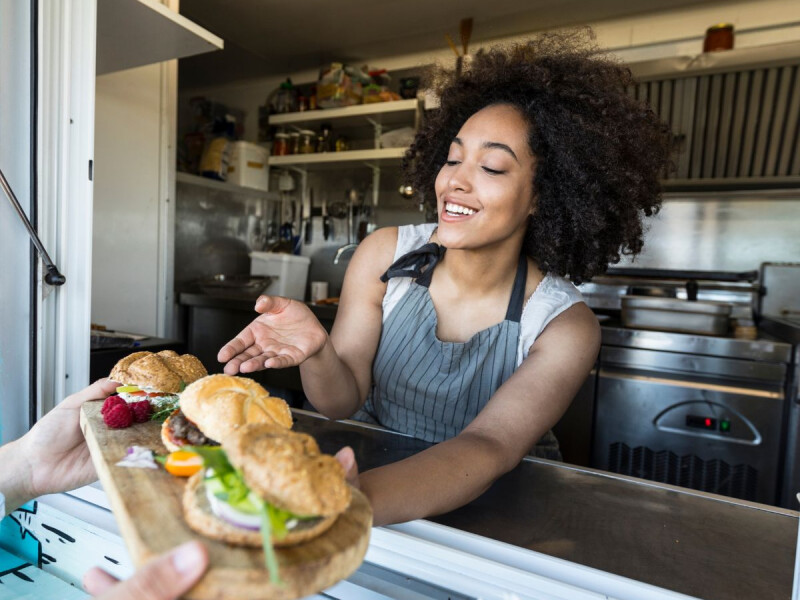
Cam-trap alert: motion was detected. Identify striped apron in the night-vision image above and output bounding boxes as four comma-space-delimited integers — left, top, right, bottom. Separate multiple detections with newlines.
354, 243, 561, 460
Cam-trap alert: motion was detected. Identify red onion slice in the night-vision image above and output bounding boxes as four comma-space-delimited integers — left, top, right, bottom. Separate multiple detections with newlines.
206, 485, 261, 531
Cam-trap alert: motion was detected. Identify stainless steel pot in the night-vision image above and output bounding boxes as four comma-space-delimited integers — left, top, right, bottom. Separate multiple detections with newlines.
621, 296, 732, 336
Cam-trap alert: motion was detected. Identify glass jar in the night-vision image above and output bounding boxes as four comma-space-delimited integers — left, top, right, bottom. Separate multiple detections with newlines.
298, 129, 316, 154
288, 131, 300, 155
316, 123, 333, 153
704, 23, 734, 52
335, 135, 349, 152
272, 132, 289, 156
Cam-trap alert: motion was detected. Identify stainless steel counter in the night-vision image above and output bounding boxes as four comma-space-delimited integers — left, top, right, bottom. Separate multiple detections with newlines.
601, 322, 792, 363
292, 410, 798, 600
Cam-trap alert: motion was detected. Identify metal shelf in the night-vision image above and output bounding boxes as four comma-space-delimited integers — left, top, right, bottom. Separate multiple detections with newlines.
176, 171, 277, 198
268, 99, 419, 130
267, 147, 408, 170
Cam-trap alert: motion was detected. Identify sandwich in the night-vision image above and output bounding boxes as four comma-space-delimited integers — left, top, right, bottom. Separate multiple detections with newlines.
161, 373, 293, 452
109, 350, 207, 416
182, 423, 352, 582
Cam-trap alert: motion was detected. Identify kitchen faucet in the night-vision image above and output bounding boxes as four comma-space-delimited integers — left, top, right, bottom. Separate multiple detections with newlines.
333, 243, 358, 264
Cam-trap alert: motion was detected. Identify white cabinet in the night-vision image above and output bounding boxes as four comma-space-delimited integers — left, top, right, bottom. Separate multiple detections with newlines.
96, 0, 222, 75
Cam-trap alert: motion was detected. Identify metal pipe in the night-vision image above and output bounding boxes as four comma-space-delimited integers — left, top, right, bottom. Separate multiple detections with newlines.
0, 167, 65, 286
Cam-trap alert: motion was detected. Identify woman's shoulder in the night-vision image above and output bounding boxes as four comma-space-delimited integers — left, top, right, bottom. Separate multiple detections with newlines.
396, 223, 438, 256
517, 272, 587, 355
350, 227, 398, 277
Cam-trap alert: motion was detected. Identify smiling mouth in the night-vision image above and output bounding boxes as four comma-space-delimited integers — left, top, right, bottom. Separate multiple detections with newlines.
444, 201, 477, 217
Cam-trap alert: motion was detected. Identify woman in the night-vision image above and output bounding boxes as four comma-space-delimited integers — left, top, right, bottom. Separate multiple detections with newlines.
219, 30, 672, 526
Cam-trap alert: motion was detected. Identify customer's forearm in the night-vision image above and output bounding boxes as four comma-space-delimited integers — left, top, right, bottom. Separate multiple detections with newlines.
299, 338, 362, 419
0, 440, 33, 514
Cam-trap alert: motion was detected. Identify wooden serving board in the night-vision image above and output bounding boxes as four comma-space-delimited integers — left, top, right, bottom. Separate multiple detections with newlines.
80, 400, 372, 600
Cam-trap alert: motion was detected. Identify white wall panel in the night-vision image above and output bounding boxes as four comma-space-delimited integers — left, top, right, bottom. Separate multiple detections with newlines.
92, 65, 163, 335
0, 0, 31, 443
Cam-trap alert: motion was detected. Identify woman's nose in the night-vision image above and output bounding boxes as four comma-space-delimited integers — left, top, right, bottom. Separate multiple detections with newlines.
445, 163, 471, 192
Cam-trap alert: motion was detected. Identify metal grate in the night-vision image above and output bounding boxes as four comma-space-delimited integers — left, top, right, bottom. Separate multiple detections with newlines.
631, 65, 800, 181
608, 442, 759, 501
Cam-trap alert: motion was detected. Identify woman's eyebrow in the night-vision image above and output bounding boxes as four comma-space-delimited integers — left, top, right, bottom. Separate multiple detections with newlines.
451, 137, 520, 164
483, 142, 519, 163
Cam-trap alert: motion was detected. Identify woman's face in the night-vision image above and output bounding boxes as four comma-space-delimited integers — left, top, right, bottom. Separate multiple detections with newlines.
434, 103, 536, 251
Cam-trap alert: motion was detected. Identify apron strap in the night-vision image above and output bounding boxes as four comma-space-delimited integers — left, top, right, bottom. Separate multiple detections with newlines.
381, 242, 527, 320
504, 254, 528, 323
380, 242, 446, 288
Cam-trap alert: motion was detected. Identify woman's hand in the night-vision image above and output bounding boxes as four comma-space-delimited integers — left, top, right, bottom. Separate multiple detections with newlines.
84, 540, 208, 599
5, 378, 119, 509
218, 295, 328, 373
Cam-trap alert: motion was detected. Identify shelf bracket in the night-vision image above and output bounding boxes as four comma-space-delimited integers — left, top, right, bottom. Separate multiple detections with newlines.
366, 117, 382, 149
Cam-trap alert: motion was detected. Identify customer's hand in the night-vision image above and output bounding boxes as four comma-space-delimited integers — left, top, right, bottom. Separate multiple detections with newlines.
19, 378, 119, 499
335, 446, 360, 490
218, 295, 328, 372
0, 378, 118, 512
83, 540, 208, 600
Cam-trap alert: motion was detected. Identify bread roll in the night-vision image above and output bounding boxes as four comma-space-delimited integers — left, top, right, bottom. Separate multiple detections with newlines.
109, 350, 207, 393
223, 423, 351, 518
182, 472, 338, 547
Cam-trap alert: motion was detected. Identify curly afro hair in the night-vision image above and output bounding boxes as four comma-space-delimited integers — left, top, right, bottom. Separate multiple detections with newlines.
404, 29, 673, 284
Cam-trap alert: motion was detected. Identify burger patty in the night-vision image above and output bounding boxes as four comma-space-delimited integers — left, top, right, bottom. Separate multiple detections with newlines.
171, 409, 219, 446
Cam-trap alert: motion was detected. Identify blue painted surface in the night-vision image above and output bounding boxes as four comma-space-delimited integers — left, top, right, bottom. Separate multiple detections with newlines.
0, 503, 40, 566
0, 545, 87, 599
0, 502, 91, 599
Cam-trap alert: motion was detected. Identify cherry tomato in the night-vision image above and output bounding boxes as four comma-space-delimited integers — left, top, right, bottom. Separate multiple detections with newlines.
164, 451, 203, 477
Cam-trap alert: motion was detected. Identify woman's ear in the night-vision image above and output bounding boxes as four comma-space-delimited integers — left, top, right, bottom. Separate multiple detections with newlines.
528, 194, 537, 216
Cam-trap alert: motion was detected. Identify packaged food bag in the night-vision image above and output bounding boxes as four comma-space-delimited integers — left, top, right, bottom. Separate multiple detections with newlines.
317, 63, 367, 108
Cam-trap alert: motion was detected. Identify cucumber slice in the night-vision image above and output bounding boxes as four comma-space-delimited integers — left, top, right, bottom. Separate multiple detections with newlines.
116, 385, 140, 393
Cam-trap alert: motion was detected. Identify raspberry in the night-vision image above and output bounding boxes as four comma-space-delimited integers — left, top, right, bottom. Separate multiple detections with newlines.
103, 403, 133, 429
130, 400, 152, 423
101, 395, 126, 416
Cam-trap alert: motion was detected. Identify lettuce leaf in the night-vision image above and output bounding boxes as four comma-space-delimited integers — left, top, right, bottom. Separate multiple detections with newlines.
184, 444, 296, 584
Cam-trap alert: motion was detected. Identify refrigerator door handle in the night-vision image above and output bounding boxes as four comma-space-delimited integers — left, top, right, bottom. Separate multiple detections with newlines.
0, 167, 65, 286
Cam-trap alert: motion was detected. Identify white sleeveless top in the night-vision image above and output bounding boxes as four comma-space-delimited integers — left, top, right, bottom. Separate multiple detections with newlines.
381, 223, 584, 365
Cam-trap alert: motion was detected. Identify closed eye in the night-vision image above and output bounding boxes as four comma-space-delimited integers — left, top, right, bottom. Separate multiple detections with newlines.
445, 160, 460, 166
482, 166, 505, 175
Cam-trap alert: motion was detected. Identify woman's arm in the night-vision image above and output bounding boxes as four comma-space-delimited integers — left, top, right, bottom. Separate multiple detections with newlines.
359, 302, 601, 526
300, 227, 397, 419
218, 227, 397, 420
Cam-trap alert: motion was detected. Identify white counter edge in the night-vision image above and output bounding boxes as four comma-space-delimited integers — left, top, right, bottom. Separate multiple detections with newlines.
36, 485, 705, 600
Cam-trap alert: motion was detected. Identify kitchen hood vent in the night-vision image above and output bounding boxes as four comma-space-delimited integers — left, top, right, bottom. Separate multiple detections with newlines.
630, 64, 800, 187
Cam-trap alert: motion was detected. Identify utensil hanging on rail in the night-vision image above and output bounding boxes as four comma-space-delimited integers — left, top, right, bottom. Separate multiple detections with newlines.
459, 18, 473, 56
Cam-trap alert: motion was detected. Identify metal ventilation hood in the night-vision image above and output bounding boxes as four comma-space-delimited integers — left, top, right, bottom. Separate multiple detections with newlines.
626, 41, 800, 188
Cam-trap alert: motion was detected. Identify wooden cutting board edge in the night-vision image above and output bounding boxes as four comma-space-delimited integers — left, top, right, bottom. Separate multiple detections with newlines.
79, 400, 372, 600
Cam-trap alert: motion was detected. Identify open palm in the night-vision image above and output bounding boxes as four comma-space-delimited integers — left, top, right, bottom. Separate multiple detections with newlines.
218, 296, 328, 373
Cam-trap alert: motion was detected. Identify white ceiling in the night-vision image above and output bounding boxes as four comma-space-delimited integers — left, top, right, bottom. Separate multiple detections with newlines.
178, 0, 725, 89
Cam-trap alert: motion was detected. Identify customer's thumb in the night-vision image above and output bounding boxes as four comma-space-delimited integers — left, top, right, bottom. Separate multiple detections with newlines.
92, 540, 208, 600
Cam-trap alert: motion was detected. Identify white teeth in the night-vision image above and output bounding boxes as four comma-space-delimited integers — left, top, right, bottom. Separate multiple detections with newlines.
445, 202, 476, 215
